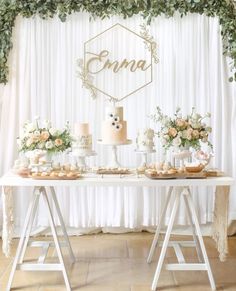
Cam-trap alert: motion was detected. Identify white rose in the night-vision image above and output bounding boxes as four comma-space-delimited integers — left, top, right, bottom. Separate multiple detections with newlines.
177, 131, 183, 137
173, 137, 182, 147
49, 128, 58, 136
45, 141, 54, 149
26, 138, 33, 147
162, 127, 169, 134
182, 130, 188, 139
192, 113, 201, 120
161, 138, 168, 145
190, 121, 201, 129
26, 122, 36, 133
34, 130, 40, 137
38, 142, 45, 149
164, 134, 170, 140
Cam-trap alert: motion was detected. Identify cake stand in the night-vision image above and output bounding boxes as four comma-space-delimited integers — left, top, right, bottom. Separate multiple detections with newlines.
71, 150, 97, 169
98, 139, 132, 168
135, 149, 156, 167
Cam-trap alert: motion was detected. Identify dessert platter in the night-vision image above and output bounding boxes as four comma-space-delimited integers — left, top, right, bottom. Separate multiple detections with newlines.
145, 168, 207, 179
144, 162, 212, 179
29, 171, 82, 180
14, 162, 83, 180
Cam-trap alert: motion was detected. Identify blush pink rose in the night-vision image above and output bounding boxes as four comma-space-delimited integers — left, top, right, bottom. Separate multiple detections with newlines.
168, 127, 177, 137
55, 138, 63, 147
40, 131, 50, 141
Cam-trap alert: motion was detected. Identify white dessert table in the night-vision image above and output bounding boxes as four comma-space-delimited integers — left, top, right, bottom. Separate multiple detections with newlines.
0, 172, 234, 291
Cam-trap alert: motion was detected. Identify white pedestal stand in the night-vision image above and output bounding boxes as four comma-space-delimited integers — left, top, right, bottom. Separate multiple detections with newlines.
71, 151, 97, 170
98, 139, 132, 168
135, 149, 156, 167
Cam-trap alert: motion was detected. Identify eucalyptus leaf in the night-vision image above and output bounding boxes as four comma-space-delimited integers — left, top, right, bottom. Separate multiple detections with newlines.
0, 0, 236, 83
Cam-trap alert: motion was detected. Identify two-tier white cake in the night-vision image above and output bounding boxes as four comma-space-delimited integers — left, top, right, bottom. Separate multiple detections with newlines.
136, 128, 155, 151
73, 123, 92, 154
101, 106, 128, 144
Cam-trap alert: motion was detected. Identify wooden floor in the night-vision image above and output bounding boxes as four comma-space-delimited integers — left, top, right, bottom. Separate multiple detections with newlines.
0, 232, 236, 290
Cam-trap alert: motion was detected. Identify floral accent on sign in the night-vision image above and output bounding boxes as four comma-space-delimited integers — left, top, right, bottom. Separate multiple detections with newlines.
76, 58, 97, 99
17, 117, 73, 153
151, 107, 212, 150
140, 23, 159, 64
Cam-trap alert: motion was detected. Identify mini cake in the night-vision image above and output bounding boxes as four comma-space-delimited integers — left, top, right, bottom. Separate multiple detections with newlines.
101, 106, 127, 144
73, 123, 92, 154
136, 128, 155, 151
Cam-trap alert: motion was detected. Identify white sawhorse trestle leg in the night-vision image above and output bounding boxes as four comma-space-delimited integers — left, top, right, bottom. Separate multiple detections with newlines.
6, 186, 75, 291
147, 187, 173, 263
148, 187, 216, 291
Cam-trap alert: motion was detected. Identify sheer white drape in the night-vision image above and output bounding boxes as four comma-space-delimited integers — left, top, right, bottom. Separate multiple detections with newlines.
0, 13, 235, 234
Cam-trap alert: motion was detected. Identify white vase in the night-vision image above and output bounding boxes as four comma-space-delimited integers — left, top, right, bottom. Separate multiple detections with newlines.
25, 149, 53, 165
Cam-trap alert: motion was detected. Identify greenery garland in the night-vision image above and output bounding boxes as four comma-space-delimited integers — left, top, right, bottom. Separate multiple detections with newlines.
0, 0, 236, 84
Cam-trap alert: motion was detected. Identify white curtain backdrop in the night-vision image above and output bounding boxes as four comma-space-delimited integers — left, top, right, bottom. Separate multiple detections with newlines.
0, 12, 235, 235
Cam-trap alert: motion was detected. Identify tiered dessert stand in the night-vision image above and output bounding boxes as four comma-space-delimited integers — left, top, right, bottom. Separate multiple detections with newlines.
135, 149, 156, 167
98, 139, 132, 168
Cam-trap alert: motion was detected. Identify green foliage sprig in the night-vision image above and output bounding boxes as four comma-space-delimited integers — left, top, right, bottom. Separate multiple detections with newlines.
0, 0, 236, 84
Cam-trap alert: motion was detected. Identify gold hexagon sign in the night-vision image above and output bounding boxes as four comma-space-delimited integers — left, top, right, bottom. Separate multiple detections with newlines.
83, 23, 153, 102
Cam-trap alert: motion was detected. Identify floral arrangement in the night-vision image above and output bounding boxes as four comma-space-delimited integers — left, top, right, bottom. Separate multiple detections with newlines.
151, 107, 212, 150
17, 117, 73, 153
